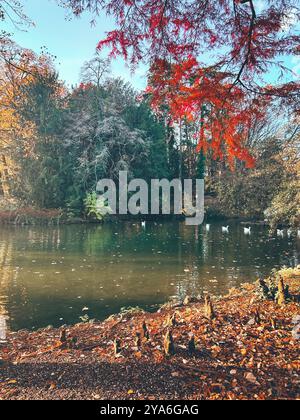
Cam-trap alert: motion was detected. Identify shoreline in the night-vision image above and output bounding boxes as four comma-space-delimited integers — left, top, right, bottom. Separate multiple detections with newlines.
0, 200, 271, 227
0, 267, 299, 400
0, 213, 271, 227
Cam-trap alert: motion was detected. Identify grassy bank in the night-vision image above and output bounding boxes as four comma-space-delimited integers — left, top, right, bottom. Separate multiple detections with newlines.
0, 267, 299, 400
0, 208, 62, 226
0, 197, 266, 226
0, 198, 62, 225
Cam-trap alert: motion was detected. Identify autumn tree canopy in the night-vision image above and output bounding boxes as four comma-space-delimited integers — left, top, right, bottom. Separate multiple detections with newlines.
61, 0, 300, 166
0, 0, 298, 225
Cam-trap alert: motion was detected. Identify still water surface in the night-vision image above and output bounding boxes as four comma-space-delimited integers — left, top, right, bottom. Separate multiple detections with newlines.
0, 222, 299, 332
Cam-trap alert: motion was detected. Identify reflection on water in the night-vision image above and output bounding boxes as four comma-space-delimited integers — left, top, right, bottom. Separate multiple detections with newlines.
0, 222, 299, 331
0, 240, 12, 341
0, 315, 7, 342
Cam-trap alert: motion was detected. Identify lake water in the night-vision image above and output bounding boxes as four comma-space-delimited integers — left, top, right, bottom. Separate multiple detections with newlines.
0, 222, 299, 332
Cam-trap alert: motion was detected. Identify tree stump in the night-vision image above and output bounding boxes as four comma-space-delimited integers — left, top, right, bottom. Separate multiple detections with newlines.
135, 332, 142, 349
271, 318, 277, 330
258, 278, 270, 299
69, 337, 77, 349
205, 296, 215, 320
184, 296, 192, 306
188, 335, 196, 354
60, 329, 67, 344
164, 330, 175, 356
166, 313, 177, 328
254, 309, 261, 325
277, 277, 286, 306
114, 339, 121, 356
142, 321, 150, 340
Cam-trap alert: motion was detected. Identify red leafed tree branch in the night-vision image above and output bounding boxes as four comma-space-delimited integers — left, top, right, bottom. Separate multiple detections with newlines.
61, 0, 300, 167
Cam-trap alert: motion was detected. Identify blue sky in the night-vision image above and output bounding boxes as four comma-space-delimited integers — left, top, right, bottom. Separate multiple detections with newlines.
2, 0, 147, 89
2, 0, 299, 89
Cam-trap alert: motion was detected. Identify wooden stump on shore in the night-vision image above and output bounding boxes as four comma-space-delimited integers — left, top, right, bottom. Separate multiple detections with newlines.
271, 318, 277, 330
184, 296, 193, 306
254, 309, 261, 325
135, 332, 142, 349
188, 335, 196, 354
205, 296, 215, 320
69, 337, 78, 349
59, 329, 67, 345
142, 321, 150, 340
277, 277, 286, 306
114, 339, 121, 356
164, 330, 175, 356
165, 313, 177, 328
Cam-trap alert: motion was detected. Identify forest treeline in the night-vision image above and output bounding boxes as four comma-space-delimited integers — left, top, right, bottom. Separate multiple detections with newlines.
0, 41, 299, 228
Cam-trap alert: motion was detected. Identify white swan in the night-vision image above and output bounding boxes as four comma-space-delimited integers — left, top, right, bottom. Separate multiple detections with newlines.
277, 229, 284, 237
206, 224, 210, 231
222, 226, 229, 233
141, 221, 146, 228
244, 227, 251, 235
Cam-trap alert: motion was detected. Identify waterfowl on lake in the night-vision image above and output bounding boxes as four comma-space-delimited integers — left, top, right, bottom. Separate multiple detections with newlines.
277, 229, 284, 237
206, 224, 210, 231
244, 227, 251, 235
141, 221, 146, 228
222, 226, 229, 233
